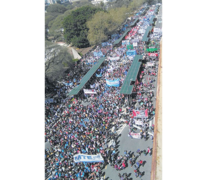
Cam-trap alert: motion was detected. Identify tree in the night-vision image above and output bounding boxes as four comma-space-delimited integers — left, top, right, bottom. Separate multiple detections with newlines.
128, 0, 145, 11
100, 2, 104, 9
87, 7, 128, 45
146, 0, 155, 5
87, 11, 111, 45
63, 6, 102, 48
57, 0, 61, 4
45, 12, 61, 27
47, 4, 67, 13
45, 46, 74, 84
110, 0, 132, 9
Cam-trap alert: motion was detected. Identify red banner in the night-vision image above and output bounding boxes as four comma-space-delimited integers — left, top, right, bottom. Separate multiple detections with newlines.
148, 53, 158, 57
132, 109, 148, 118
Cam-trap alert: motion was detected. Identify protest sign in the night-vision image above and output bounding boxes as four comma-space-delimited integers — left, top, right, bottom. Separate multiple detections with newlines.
129, 132, 141, 139
106, 79, 120, 87
133, 109, 148, 118
83, 89, 97, 94
74, 154, 104, 163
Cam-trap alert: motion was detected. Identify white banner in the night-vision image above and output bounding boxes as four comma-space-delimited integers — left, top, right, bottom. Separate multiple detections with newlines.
133, 42, 138, 47
154, 28, 161, 33
74, 153, 104, 163
134, 120, 143, 126
109, 57, 120, 61
83, 89, 97, 94
129, 132, 141, 139
146, 62, 154, 67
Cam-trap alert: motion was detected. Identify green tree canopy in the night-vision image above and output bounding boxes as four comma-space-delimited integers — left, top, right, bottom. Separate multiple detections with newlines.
87, 0, 145, 45
63, 6, 102, 48
47, 4, 67, 13
87, 7, 128, 45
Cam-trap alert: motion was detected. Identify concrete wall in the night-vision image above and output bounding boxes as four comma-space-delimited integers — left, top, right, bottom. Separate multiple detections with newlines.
151, 38, 162, 180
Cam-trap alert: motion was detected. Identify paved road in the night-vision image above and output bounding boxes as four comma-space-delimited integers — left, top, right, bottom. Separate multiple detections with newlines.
103, 125, 153, 180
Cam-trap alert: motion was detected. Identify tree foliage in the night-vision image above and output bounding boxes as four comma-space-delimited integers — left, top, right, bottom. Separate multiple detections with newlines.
128, 0, 145, 11
145, 0, 156, 5
72, 0, 93, 8
87, 0, 145, 45
46, 4, 67, 13
87, 7, 128, 45
45, 47, 74, 84
63, 6, 102, 48
45, 12, 61, 28
110, 0, 132, 9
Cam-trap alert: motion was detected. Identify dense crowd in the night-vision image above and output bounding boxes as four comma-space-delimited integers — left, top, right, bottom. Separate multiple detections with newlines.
45, 4, 161, 180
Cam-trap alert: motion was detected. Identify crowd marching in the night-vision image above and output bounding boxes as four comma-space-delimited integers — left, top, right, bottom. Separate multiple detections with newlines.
45, 4, 161, 180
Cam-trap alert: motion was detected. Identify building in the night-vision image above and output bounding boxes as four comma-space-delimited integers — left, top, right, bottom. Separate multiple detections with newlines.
69, 0, 80, 3
91, 0, 116, 5
45, 0, 58, 4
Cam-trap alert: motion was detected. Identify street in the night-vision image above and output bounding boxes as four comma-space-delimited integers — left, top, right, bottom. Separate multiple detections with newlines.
103, 60, 159, 180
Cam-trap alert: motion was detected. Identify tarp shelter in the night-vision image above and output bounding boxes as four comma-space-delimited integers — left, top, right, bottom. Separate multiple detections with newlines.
113, 28, 130, 46
149, 15, 155, 25
130, 17, 139, 27
142, 26, 152, 42
127, 44, 133, 50
68, 57, 106, 96
120, 55, 143, 94
154, 5, 159, 14
126, 50, 137, 56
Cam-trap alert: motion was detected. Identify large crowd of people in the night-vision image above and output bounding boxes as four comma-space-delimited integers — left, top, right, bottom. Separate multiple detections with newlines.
45, 4, 161, 180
